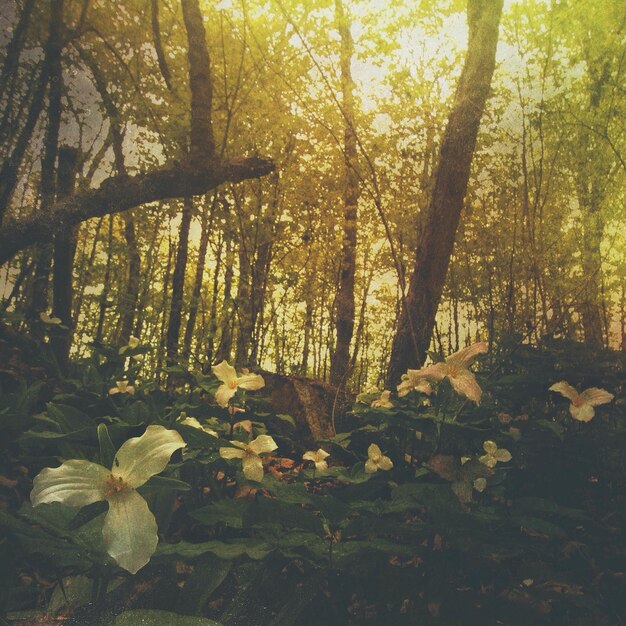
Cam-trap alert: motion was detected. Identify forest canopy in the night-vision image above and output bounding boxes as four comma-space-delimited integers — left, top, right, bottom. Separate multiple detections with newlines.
0, 0, 624, 385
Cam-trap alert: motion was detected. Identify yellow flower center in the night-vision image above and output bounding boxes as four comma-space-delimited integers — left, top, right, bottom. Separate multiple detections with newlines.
229, 380, 238, 389
103, 473, 130, 497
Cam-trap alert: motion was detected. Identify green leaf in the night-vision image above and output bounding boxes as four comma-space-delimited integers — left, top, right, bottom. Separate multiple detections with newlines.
140, 475, 191, 494
47, 576, 92, 614
68, 501, 108, 530
191, 499, 252, 529
175, 557, 232, 615
268, 570, 325, 626
275, 413, 296, 428
513, 515, 567, 538
156, 539, 272, 561
98, 423, 116, 468
114, 609, 222, 625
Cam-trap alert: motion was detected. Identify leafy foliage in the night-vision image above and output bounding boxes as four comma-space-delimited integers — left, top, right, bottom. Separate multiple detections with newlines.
0, 338, 624, 625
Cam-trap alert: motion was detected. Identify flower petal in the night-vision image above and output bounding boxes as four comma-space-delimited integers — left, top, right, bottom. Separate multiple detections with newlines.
220, 446, 246, 459
114, 426, 185, 488
494, 448, 512, 462
102, 490, 158, 574
242, 455, 265, 482
364, 459, 378, 474
408, 363, 446, 383
31, 460, 108, 507
479, 454, 496, 468
396, 379, 412, 397
549, 381, 579, 402
448, 369, 483, 404
377, 455, 393, 471
215, 384, 236, 407
367, 443, 382, 461
447, 341, 488, 368
570, 403, 595, 422
483, 440, 498, 454
180, 416, 203, 429
414, 380, 433, 395
237, 373, 265, 391
473, 477, 487, 492
249, 435, 278, 455
314, 460, 329, 472
578, 387, 614, 407
211, 360, 237, 385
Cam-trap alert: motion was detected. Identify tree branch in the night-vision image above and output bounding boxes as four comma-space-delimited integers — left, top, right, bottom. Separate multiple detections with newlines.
0, 157, 274, 265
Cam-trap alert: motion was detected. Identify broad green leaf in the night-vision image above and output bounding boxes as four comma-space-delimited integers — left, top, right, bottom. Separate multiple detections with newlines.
156, 539, 272, 561
114, 609, 222, 626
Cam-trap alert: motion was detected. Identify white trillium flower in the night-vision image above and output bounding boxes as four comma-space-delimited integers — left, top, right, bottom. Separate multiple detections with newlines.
364, 443, 393, 474
397, 374, 433, 398
478, 440, 512, 468
40, 311, 62, 325
473, 477, 487, 492
549, 381, 614, 422
179, 416, 218, 438
211, 360, 265, 407
371, 390, 394, 408
405, 341, 488, 404
302, 448, 330, 472
119, 335, 141, 355
30, 425, 185, 574
219, 435, 277, 482
109, 380, 135, 395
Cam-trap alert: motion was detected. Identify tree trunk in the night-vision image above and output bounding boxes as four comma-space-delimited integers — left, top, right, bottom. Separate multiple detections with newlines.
330, 0, 359, 387
118, 213, 141, 344
95, 217, 114, 342
166, 197, 193, 369
387, 0, 503, 386
214, 237, 235, 364
151, 0, 174, 93
234, 227, 252, 365
181, 0, 215, 164
183, 194, 217, 363
51, 146, 79, 369
29, 0, 65, 338
574, 58, 612, 349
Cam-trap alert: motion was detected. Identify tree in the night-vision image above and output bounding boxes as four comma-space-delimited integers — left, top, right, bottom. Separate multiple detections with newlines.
387, 0, 504, 385
329, 0, 360, 388
0, 0, 274, 266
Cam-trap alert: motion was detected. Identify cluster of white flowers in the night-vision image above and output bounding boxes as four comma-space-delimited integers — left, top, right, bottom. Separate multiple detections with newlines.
30, 351, 615, 577
398, 342, 488, 404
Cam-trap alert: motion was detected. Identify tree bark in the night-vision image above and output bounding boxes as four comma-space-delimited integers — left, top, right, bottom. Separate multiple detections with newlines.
51, 146, 79, 369
214, 237, 235, 364
118, 212, 141, 344
183, 194, 218, 362
151, 0, 175, 93
387, 0, 503, 386
574, 58, 612, 349
0, 0, 36, 98
181, 0, 215, 164
329, 0, 359, 387
30, 0, 65, 336
166, 197, 194, 369
0, 157, 274, 266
